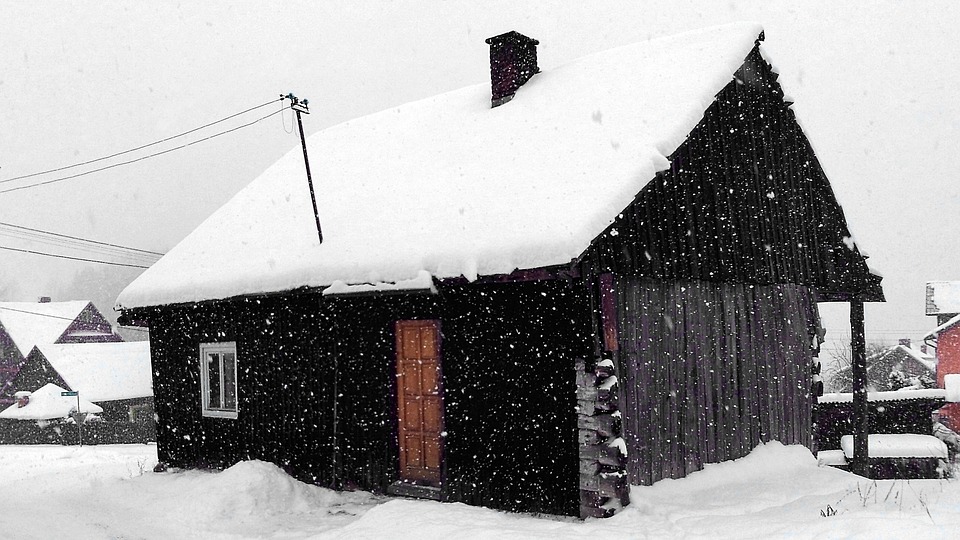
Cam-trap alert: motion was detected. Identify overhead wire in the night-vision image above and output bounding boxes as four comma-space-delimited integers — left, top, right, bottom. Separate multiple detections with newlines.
0, 305, 149, 333
0, 231, 157, 267
0, 245, 150, 269
0, 220, 164, 256
0, 98, 284, 185
0, 107, 287, 195
0, 221, 163, 266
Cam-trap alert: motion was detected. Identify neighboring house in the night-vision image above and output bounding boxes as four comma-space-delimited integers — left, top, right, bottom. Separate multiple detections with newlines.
9, 342, 153, 423
116, 24, 882, 518
0, 300, 123, 406
924, 281, 960, 428
0, 382, 103, 421
832, 340, 936, 392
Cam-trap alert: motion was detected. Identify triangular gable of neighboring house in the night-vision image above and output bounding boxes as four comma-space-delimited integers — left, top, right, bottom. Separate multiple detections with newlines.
832, 344, 936, 391
0, 301, 91, 356
122, 22, 876, 310
32, 342, 153, 402
0, 382, 103, 420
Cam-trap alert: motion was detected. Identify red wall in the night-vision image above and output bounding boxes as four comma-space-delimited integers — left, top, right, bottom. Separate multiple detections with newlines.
938, 326, 960, 428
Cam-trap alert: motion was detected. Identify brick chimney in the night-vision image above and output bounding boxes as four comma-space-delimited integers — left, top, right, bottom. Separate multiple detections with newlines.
38, 296, 51, 303
15, 391, 30, 408
899, 338, 911, 348
485, 31, 540, 107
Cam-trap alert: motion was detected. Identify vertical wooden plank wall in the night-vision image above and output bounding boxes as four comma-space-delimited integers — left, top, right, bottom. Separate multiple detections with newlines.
617, 277, 815, 485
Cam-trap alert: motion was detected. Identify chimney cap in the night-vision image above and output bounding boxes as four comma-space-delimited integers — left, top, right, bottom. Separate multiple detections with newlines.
485, 31, 539, 46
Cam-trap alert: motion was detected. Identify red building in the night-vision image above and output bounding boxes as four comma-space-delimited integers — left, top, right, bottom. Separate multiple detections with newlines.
925, 282, 960, 427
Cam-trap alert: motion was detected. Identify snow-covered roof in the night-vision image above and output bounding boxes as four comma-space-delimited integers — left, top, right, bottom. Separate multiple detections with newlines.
117, 22, 766, 309
34, 342, 153, 402
0, 382, 102, 420
926, 281, 960, 315
833, 343, 937, 376
0, 301, 89, 356
924, 313, 960, 340
818, 388, 946, 404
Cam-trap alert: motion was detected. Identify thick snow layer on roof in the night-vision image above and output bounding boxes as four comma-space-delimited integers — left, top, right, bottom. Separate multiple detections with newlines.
818, 388, 946, 404
924, 312, 960, 339
35, 342, 153, 402
117, 23, 764, 309
927, 281, 960, 315
0, 383, 102, 420
840, 434, 947, 459
0, 301, 89, 356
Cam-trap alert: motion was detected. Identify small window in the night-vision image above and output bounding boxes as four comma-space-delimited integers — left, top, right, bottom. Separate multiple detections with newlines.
199, 342, 238, 419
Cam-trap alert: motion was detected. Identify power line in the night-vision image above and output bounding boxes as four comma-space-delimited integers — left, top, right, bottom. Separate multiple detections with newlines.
0, 221, 164, 256
0, 98, 284, 185
0, 245, 150, 268
0, 108, 287, 195
0, 305, 148, 333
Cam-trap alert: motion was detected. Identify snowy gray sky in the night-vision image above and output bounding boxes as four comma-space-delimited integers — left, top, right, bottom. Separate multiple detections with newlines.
1, 1, 958, 356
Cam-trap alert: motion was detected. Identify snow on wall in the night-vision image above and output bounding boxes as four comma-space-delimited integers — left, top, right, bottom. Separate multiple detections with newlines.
117, 22, 764, 309
840, 434, 947, 459
35, 342, 153, 402
818, 388, 946, 404
0, 301, 89, 356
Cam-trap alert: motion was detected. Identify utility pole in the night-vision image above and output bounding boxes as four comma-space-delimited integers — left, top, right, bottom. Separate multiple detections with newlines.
285, 93, 323, 244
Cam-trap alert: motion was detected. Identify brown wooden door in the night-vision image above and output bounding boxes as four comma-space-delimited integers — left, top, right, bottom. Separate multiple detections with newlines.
396, 320, 444, 485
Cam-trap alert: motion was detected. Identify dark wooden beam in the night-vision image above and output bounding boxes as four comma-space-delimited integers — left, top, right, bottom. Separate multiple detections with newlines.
850, 299, 869, 477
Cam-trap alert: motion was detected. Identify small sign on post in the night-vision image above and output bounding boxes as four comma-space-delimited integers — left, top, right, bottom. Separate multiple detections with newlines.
62, 391, 83, 447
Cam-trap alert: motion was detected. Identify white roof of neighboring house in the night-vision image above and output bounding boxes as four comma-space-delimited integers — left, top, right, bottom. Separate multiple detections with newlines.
926, 281, 960, 316
0, 301, 89, 356
834, 343, 936, 377
35, 341, 153, 402
925, 313, 960, 340
118, 22, 769, 309
0, 382, 103, 420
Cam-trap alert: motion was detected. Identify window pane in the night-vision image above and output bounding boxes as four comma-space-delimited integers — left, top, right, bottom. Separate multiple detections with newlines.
223, 352, 237, 410
207, 352, 222, 409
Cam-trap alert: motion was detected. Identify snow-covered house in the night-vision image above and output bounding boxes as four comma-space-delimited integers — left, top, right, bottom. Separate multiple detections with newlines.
924, 281, 960, 427
10, 342, 153, 423
0, 382, 103, 421
831, 340, 936, 392
0, 300, 123, 406
117, 24, 882, 517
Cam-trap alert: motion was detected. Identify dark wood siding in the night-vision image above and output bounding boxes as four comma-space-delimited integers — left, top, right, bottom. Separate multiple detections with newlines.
584, 48, 881, 302
616, 278, 815, 485
147, 279, 590, 516
440, 281, 591, 515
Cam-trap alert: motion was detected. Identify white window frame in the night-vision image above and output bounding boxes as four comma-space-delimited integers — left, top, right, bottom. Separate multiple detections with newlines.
199, 342, 239, 419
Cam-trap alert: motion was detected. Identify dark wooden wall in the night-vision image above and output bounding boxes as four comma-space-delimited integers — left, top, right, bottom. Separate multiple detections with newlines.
146, 279, 589, 516
0, 325, 25, 406
615, 278, 815, 485
584, 47, 881, 302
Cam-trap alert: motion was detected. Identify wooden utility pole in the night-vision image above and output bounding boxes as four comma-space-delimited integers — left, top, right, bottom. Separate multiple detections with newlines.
286, 93, 323, 244
850, 299, 869, 476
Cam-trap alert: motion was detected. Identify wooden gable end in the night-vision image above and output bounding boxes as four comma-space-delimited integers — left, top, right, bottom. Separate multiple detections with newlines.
7, 348, 70, 396
583, 47, 882, 302
57, 302, 123, 344
0, 323, 25, 405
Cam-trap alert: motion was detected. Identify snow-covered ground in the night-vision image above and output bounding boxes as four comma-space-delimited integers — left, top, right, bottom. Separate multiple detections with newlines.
3, 442, 960, 539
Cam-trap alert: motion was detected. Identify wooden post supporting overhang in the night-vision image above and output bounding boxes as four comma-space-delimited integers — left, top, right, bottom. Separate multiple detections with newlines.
849, 299, 869, 477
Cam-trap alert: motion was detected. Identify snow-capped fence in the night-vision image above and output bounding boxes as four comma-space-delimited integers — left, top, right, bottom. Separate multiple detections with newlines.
576, 358, 629, 518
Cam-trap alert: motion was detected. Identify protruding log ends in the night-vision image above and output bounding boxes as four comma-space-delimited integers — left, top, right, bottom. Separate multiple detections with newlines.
577, 358, 629, 518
